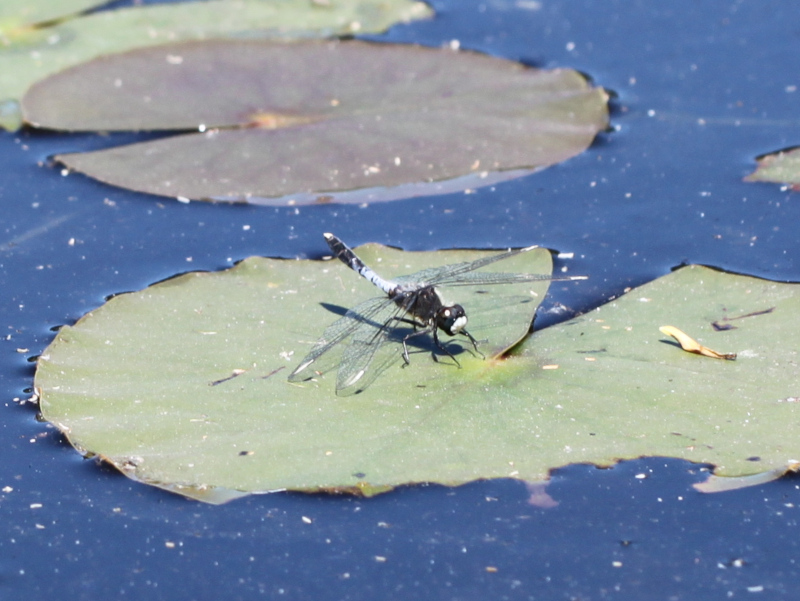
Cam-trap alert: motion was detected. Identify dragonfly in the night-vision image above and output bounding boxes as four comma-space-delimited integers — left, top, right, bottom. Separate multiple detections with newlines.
288, 233, 586, 395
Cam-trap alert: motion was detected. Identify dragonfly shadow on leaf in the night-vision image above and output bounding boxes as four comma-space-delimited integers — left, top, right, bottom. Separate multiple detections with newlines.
319, 302, 349, 318
317, 302, 470, 362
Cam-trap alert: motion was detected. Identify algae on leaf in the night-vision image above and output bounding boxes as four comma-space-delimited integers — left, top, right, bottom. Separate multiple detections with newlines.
22, 39, 608, 204
34, 247, 800, 503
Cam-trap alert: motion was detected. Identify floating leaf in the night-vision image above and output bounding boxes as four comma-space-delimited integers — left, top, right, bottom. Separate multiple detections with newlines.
0, 0, 108, 24
694, 460, 800, 493
22, 39, 609, 204
744, 147, 800, 190
36, 244, 560, 501
35, 246, 800, 502
0, 0, 110, 69
1, 0, 432, 106
530, 265, 800, 484
659, 325, 737, 360
0, 99, 22, 131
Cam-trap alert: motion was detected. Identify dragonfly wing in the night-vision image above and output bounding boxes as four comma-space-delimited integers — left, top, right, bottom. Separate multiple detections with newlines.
288, 296, 392, 382
334, 302, 409, 395
396, 246, 536, 287
431, 270, 571, 286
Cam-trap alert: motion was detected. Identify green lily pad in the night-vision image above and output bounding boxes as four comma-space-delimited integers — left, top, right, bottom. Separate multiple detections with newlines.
0, 99, 22, 131
0, 0, 107, 25
528, 265, 800, 482
0, 0, 110, 128
34, 243, 800, 503
22, 39, 609, 204
35, 243, 561, 501
1, 0, 432, 107
745, 147, 800, 189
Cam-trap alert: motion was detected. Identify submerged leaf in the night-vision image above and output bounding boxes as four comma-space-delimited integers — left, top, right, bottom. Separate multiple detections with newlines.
744, 147, 800, 189
22, 39, 608, 204
2, 0, 432, 106
34, 251, 800, 502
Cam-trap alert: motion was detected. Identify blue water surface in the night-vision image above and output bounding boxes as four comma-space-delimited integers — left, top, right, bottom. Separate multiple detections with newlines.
1, 0, 799, 598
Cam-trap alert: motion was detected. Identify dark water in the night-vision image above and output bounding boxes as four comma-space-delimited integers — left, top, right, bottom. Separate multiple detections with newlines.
2, 0, 799, 598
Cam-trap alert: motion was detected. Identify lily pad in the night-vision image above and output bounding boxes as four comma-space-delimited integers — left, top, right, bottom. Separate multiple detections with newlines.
745, 146, 800, 189
1, 0, 432, 107
34, 243, 800, 503
22, 39, 609, 204
35, 244, 562, 501
0, 0, 108, 25
528, 265, 800, 482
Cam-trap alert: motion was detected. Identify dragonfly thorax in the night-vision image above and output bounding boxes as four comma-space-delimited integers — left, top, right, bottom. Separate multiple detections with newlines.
391, 284, 468, 336
390, 285, 464, 334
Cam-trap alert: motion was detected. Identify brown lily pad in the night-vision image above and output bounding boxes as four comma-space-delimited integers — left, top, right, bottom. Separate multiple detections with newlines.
22, 39, 609, 204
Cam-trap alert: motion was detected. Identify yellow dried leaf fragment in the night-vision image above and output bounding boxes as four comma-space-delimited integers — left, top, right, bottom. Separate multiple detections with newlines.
659, 325, 737, 360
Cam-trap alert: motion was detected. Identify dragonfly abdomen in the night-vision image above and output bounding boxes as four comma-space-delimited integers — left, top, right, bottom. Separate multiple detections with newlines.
324, 232, 395, 294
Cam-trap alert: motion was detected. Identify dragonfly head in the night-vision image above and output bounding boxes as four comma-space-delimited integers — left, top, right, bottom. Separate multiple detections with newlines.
437, 304, 468, 336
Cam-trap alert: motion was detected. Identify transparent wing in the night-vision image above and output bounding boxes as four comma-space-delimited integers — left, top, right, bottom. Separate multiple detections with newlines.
431, 270, 583, 287
395, 246, 536, 288
287, 296, 394, 382
397, 247, 585, 288
335, 305, 408, 395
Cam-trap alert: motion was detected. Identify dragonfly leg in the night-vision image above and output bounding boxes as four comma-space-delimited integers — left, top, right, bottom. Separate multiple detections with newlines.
401, 327, 433, 365
460, 328, 486, 359
431, 327, 462, 368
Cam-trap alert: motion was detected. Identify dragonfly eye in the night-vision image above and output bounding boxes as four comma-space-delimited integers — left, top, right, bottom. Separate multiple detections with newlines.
437, 304, 467, 336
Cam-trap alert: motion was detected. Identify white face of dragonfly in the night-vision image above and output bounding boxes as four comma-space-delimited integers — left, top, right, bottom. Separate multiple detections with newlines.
448, 310, 468, 334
